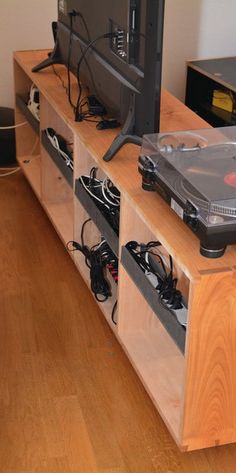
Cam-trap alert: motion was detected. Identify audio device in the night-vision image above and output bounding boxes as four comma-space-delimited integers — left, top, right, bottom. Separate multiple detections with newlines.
139, 127, 236, 258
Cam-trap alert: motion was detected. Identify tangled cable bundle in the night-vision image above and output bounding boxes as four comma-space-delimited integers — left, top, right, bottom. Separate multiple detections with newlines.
67, 219, 118, 302
125, 240, 185, 312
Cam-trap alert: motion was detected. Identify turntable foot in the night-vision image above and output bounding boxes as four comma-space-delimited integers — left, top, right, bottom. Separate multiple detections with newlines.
200, 244, 226, 258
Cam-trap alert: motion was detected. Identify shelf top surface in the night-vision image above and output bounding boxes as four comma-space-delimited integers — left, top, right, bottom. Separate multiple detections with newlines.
187, 56, 236, 92
14, 49, 236, 278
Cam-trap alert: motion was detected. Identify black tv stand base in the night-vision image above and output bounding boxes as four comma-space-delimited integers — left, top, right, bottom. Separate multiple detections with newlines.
32, 54, 62, 73
103, 133, 142, 162
32, 22, 62, 73
103, 91, 142, 161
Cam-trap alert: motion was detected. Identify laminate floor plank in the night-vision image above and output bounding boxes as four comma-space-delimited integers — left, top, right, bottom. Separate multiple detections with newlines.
1, 172, 236, 472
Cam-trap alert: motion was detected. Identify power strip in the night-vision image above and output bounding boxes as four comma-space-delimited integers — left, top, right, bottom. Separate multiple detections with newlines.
125, 241, 187, 328
79, 173, 120, 234
45, 128, 73, 170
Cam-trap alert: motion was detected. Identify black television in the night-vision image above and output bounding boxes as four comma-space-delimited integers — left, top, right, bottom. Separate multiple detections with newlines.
32, 0, 165, 161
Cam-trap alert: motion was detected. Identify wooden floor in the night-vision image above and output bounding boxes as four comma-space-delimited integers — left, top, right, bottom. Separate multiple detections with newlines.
1, 171, 236, 473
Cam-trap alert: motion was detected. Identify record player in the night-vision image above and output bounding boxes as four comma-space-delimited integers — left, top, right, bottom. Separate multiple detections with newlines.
138, 127, 236, 258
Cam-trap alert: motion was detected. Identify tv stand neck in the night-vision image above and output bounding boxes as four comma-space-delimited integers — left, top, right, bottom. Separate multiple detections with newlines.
103, 92, 142, 161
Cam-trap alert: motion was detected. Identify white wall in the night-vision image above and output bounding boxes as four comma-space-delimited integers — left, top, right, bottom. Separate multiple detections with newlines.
1, 0, 236, 107
162, 0, 236, 100
0, 0, 57, 108
198, 0, 236, 58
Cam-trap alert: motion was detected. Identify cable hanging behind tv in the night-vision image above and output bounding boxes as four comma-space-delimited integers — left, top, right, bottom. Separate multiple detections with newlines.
32, 0, 165, 161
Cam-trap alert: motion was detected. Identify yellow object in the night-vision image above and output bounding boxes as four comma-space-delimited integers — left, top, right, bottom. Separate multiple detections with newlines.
212, 89, 233, 112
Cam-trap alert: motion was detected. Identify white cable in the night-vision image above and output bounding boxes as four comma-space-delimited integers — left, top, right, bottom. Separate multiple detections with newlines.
104, 178, 120, 199
80, 175, 110, 209
80, 173, 120, 211
105, 177, 120, 200
94, 239, 106, 251
103, 178, 120, 205
0, 168, 20, 177
0, 121, 27, 130
46, 129, 73, 168
101, 179, 119, 207
82, 174, 101, 188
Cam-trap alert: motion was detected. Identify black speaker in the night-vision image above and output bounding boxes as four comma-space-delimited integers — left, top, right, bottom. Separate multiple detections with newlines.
0, 107, 17, 166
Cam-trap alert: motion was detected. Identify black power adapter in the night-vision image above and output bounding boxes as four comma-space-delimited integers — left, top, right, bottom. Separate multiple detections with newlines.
87, 95, 107, 116
96, 119, 120, 130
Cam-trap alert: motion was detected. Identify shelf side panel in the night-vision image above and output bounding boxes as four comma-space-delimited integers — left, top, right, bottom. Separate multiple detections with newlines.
16, 94, 40, 135
182, 269, 236, 450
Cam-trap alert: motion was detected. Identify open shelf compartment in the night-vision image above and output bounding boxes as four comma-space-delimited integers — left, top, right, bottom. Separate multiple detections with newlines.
41, 148, 74, 245
16, 93, 40, 135
41, 130, 73, 188
73, 201, 118, 332
117, 262, 184, 445
121, 245, 186, 354
75, 178, 119, 257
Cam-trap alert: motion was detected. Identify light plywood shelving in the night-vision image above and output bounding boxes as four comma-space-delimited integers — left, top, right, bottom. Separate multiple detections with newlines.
13, 49, 236, 452
17, 154, 41, 198
40, 141, 74, 245
14, 59, 41, 198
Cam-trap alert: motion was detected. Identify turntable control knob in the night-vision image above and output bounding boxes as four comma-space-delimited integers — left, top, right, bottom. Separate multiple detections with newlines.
138, 155, 157, 191
184, 201, 196, 214
184, 202, 198, 229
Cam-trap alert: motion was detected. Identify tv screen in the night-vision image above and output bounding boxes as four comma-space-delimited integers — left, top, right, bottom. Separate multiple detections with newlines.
32, 0, 165, 161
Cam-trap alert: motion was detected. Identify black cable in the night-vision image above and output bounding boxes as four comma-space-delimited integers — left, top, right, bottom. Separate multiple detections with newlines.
89, 246, 111, 302
77, 12, 91, 42
52, 65, 68, 95
80, 218, 92, 267
67, 13, 77, 112
145, 250, 167, 277
79, 170, 120, 234
51, 14, 111, 122
52, 13, 76, 113
111, 301, 117, 325
126, 241, 184, 311
66, 240, 81, 252
75, 32, 117, 121
81, 218, 91, 247
78, 114, 102, 123
71, 11, 99, 109
68, 219, 118, 302
76, 13, 99, 98
51, 12, 91, 115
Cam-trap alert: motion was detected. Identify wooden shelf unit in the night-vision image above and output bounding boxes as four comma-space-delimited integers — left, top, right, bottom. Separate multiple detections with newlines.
14, 49, 236, 452
185, 56, 236, 127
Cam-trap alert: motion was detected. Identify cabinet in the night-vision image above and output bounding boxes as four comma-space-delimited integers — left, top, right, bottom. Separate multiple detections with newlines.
186, 57, 236, 127
14, 50, 236, 451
